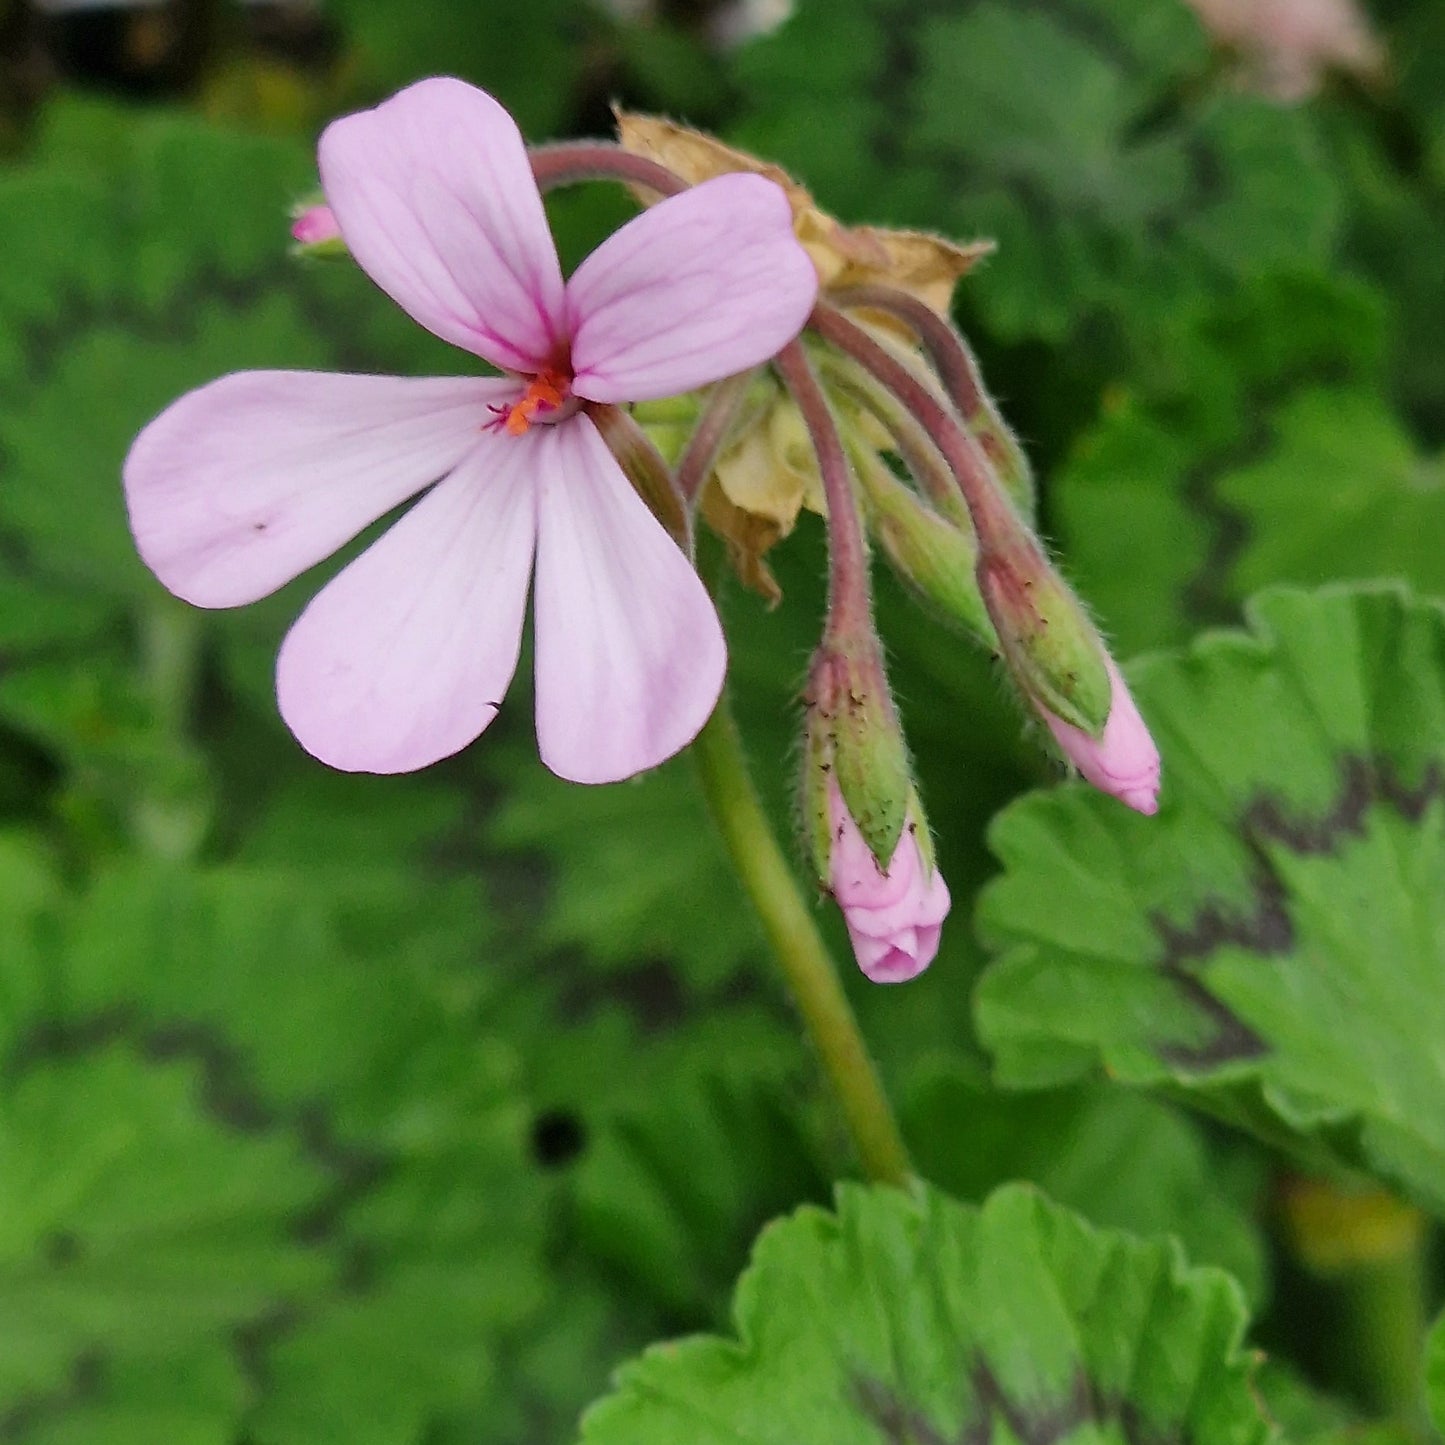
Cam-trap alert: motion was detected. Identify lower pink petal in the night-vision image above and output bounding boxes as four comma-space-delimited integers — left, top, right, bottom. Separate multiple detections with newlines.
531, 417, 726, 783
124, 371, 512, 607
567, 173, 819, 404
275, 431, 537, 773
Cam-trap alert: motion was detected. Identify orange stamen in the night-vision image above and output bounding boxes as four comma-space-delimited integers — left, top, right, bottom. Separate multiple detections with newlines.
503, 368, 568, 436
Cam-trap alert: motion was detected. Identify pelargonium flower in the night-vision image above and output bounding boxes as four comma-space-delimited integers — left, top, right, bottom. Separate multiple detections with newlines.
124, 77, 818, 782
827, 779, 950, 984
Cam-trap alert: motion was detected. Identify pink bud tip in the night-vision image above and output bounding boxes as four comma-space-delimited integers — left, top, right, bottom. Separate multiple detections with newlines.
1044, 658, 1161, 815
828, 781, 951, 984
290, 204, 341, 246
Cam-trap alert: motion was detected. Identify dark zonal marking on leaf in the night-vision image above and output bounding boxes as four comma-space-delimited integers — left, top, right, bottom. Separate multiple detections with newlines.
4, 1008, 393, 1400
0, 242, 402, 607
6, 1007, 389, 1238
0, 1351, 102, 1442
232, 1303, 302, 1397
1153, 967, 1272, 1071
1150, 872, 1285, 1068
1178, 359, 1363, 630
5, 253, 386, 403
1149, 751, 1445, 1069
550, 952, 772, 1035
853, 1375, 952, 1445
972, 1362, 1096, 1445
1148, 135, 1226, 247
1120, 1401, 1186, 1445
1245, 752, 1445, 852
854, 1361, 1170, 1445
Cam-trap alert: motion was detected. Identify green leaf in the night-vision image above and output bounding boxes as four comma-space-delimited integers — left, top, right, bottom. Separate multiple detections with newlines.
0, 852, 550, 1443
1255, 1362, 1417, 1445
1056, 272, 1393, 653
0, 107, 442, 610
731, 0, 1341, 346
1427, 1309, 1445, 1437
976, 583, 1445, 1213
580, 1182, 1267, 1445
476, 1263, 664, 1445
484, 738, 762, 991
570, 1073, 833, 1325
904, 1071, 1268, 1305
0, 1047, 331, 1391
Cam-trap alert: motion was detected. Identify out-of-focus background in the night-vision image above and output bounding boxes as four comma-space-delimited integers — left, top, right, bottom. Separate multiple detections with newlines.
0, 0, 1443, 1441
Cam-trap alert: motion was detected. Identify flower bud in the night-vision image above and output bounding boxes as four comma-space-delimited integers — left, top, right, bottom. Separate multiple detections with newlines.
802, 634, 912, 870
1043, 658, 1160, 815
288, 200, 347, 257
976, 540, 1112, 737
853, 445, 996, 651
827, 777, 950, 984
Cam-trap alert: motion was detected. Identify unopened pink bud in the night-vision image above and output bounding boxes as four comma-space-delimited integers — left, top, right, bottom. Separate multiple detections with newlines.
1043, 658, 1160, 815
828, 780, 950, 984
290, 204, 340, 247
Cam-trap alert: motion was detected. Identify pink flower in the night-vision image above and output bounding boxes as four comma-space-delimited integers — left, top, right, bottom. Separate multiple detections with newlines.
124, 78, 818, 782
1043, 658, 1160, 815
1185, 0, 1383, 99
828, 781, 951, 984
289, 203, 341, 247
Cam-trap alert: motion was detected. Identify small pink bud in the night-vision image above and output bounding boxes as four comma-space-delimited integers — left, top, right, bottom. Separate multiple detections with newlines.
1043, 658, 1160, 815
290, 204, 341, 247
828, 780, 950, 984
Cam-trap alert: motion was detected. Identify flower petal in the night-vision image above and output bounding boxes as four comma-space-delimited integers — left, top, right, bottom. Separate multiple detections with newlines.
124, 371, 509, 608
532, 416, 726, 783
275, 431, 538, 774
318, 77, 567, 373
567, 173, 819, 403
1044, 658, 1161, 815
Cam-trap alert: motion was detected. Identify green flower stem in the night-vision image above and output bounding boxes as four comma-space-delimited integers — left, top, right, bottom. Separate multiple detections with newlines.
1280, 1176, 1432, 1424
1343, 1240, 1431, 1427
691, 696, 913, 1188
133, 596, 210, 861
141, 594, 203, 743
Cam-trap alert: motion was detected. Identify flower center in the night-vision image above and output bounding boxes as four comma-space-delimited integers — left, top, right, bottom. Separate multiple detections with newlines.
489, 366, 574, 436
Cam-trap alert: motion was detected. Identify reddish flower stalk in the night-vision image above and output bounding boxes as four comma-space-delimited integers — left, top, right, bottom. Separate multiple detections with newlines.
822, 353, 970, 529
675, 369, 757, 508
830, 283, 1034, 514
810, 301, 1017, 540
774, 340, 872, 640
811, 300, 1159, 814
528, 141, 688, 198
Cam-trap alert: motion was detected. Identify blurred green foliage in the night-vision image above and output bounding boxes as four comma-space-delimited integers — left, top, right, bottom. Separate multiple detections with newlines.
2, 0, 1444, 1440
